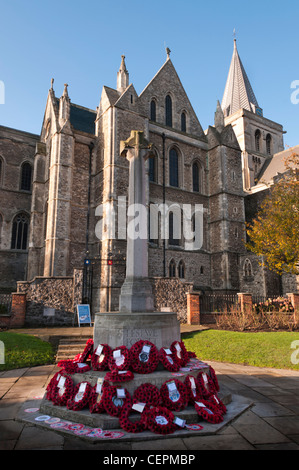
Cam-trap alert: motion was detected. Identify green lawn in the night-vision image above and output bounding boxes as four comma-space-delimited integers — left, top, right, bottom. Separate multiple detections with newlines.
182, 329, 299, 370
0, 331, 55, 371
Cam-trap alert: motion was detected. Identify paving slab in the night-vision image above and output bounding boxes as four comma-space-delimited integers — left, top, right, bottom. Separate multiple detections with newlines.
232, 410, 290, 445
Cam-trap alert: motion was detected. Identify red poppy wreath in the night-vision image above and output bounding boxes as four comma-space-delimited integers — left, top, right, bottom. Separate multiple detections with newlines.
89, 380, 109, 414
197, 371, 217, 399
208, 366, 220, 392
170, 340, 189, 367
194, 400, 224, 424
57, 359, 91, 374
52, 374, 74, 406
119, 399, 149, 434
105, 369, 134, 383
130, 340, 159, 374
76, 338, 94, 363
46, 370, 66, 401
91, 343, 112, 371
209, 393, 227, 415
184, 374, 204, 403
133, 383, 161, 406
160, 379, 189, 412
103, 385, 132, 417
108, 346, 131, 371
145, 406, 177, 435
66, 381, 93, 411
159, 347, 180, 372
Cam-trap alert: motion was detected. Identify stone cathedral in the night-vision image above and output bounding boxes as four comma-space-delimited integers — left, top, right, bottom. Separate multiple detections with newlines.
0, 40, 298, 322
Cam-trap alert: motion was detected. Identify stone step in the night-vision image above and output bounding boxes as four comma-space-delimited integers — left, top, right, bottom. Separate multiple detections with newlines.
55, 337, 92, 363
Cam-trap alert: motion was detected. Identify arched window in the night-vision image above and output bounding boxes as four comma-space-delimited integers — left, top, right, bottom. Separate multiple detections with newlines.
169, 259, 176, 278
243, 259, 253, 277
181, 112, 186, 132
150, 100, 156, 122
149, 154, 157, 182
255, 130, 261, 152
266, 134, 271, 155
169, 211, 180, 246
0, 213, 2, 243
20, 162, 32, 191
11, 212, 29, 250
169, 148, 179, 187
178, 260, 185, 279
192, 162, 201, 192
165, 95, 172, 127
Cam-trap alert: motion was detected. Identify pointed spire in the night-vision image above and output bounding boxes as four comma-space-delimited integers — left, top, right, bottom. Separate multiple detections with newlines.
214, 100, 225, 132
59, 83, 71, 130
221, 39, 260, 117
117, 55, 129, 93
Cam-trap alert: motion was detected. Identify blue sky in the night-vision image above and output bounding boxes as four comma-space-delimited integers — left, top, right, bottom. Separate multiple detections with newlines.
0, 0, 298, 148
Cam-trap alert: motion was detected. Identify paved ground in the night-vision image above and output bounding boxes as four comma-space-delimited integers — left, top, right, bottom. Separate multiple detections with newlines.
1, 327, 299, 451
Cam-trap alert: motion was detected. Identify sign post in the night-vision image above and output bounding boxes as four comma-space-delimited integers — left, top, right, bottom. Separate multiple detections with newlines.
76, 304, 92, 327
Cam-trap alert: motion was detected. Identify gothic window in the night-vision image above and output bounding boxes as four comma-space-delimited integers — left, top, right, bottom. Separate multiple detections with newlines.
169, 148, 179, 187
11, 212, 29, 250
0, 213, 2, 243
165, 95, 172, 127
234, 227, 238, 238
149, 154, 157, 182
178, 260, 185, 279
20, 162, 32, 191
266, 134, 271, 155
181, 112, 186, 132
169, 259, 176, 278
169, 211, 180, 246
255, 130, 261, 152
150, 100, 156, 122
200, 266, 204, 274
192, 161, 202, 192
243, 259, 253, 277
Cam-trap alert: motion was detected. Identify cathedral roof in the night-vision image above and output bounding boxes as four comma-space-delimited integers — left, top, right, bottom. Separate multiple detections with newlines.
221, 39, 260, 117
55, 98, 96, 134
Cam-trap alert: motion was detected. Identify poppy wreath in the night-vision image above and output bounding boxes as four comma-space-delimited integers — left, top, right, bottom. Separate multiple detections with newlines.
209, 393, 227, 415
208, 366, 220, 392
187, 351, 197, 359
105, 369, 134, 383
194, 401, 224, 424
119, 399, 149, 434
46, 370, 66, 401
108, 346, 131, 371
145, 406, 177, 435
158, 348, 180, 372
197, 370, 217, 399
77, 338, 94, 363
57, 360, 78, 374
89, 381, 109, 414
66, 381, 93, 411
129, 340, 159, 374
52, 374, 74, 406
170, 340, 189, 367
160, 379, 189, 412
103, 385, 132, 417
133, 383, 161, 406
184, 374, 204, 403
57, 359, 91, 374
91, 343, 112, 371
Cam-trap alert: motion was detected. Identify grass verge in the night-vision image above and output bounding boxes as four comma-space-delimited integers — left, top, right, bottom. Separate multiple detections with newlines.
0, 331, 55, 371
182, 329, 299, 370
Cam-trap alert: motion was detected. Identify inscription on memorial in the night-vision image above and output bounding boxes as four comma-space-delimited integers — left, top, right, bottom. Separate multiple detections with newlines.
123, 328, 159, 347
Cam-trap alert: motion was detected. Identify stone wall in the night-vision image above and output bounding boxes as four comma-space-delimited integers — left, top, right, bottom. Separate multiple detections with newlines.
150, 277, 193, 323
17, 269, 83, 326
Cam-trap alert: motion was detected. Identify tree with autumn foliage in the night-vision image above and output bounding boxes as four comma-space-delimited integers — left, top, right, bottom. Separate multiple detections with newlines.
246, 153, 299, 275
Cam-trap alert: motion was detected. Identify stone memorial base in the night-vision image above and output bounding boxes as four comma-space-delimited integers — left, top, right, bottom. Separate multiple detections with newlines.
93, 311, 181, 350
